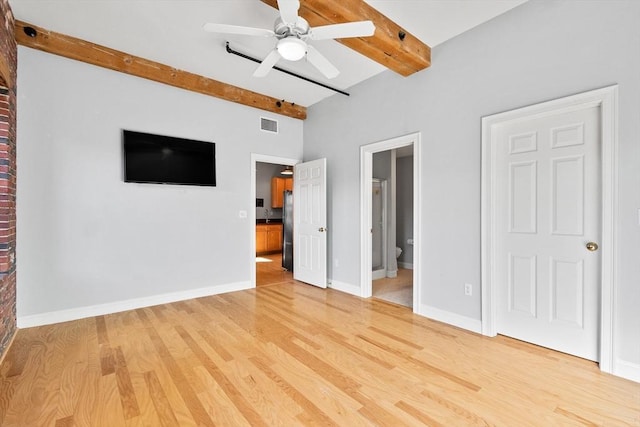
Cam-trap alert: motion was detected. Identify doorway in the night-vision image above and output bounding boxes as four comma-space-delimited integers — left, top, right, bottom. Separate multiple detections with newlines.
481, 86, 619, 372
361, 133, 422, 312
250, 154, 299, 288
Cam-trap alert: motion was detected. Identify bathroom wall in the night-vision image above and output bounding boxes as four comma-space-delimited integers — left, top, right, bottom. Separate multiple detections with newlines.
373, 150, 414, 271
396, 155, 413, 267
372, 151, 392, 272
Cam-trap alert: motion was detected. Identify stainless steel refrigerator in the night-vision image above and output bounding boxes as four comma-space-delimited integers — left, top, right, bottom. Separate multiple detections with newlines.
282, 190, 293, 271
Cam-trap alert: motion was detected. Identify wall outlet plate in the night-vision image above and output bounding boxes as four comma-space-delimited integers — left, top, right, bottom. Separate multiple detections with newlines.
464, 283, 473, 296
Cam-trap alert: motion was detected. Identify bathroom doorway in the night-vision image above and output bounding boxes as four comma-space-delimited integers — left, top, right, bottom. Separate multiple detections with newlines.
371, 148, 414, 308
360, 132, 421, 313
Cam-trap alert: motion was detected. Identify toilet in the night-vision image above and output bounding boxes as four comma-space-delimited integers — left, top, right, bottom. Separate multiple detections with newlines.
395, 246, 402, 259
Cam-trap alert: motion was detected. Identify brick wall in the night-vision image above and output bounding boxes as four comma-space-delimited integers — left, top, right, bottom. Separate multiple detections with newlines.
0, 0, 17, 360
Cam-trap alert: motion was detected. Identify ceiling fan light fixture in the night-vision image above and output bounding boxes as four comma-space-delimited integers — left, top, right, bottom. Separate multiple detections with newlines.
277, 37, 307, 61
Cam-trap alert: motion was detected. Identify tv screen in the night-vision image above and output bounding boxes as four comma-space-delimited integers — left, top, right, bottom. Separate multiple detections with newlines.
123, 130, 216, 186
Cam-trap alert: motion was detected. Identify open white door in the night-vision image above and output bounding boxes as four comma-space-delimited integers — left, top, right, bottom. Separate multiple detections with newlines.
293, 158, 327, 288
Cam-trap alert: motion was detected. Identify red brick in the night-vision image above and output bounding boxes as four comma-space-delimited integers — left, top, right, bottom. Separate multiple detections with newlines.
0, 0, 17, 359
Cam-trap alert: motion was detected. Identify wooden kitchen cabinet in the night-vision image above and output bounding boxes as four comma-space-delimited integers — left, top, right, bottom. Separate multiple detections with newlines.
271, 177, 293, 208
256, 223, 283, 255
256, 225, 268, 254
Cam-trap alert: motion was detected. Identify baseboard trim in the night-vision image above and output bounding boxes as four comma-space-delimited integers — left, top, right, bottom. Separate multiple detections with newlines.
328, 280, 360, 297
419, 304, 482, 334
372, 269, 386, 280
17, 281, 252, 328
398, 262, 414, 270
614, 359, 640, 383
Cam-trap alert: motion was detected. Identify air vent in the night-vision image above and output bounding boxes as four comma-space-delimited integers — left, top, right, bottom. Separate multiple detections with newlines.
260, 117, 278, 134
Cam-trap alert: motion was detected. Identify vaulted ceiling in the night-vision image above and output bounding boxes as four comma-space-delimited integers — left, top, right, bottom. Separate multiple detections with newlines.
9, 0, 527, 118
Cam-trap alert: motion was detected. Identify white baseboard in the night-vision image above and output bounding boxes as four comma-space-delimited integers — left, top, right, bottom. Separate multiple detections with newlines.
328, 280, 361, 297
398, 262, 414, 270
17, 281, 252, 328
419, 304, 482, 334
386, 269, 397, 278
372, 269, 386, 280
614, 359, 640, 383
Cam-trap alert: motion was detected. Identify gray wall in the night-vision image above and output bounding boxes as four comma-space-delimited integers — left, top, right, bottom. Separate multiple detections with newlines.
372, 151, 390, 269
373, 151, 413, 268
396, 155, 413, 265
256, 162, 285, 220
304, 0, 640, 367
373, 150, 391, 181
17, 47, 303, 319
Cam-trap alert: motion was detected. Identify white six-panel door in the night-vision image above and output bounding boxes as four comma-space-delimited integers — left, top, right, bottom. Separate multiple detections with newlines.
293, 158, 327, 288
496, 105, 601, 361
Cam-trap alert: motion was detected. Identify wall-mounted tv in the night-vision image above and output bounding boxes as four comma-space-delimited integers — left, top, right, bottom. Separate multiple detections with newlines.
123, 130, 216, 187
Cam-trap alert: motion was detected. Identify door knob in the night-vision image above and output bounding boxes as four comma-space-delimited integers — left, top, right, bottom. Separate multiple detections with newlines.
319, 227, 326, 232
586, 242, 599, 252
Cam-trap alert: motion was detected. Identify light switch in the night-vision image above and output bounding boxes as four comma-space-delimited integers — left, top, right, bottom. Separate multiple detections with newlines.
238, 210, 247, 219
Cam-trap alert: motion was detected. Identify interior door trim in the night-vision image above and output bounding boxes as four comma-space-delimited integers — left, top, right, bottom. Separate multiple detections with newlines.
360, 132, 422, 314
481, 86, 619, 374
250, 153, 300, 288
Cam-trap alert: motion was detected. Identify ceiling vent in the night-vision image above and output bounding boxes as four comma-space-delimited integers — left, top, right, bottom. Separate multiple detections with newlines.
260, 117, 278, 134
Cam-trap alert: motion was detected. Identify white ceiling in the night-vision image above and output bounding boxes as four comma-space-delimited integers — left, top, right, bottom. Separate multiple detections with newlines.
9, 0, 527, 108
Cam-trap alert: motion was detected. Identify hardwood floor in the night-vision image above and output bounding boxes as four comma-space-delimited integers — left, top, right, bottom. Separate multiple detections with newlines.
256, 253, 292, 287
1, 281, 638, 426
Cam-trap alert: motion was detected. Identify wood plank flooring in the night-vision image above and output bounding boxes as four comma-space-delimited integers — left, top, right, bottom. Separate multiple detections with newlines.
1, 280, 639, 426
256, 254, 292, 287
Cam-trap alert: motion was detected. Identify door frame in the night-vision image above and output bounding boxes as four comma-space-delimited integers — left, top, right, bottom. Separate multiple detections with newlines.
250, 153, 300, 288
371, 178, 388, 279
360, 132, 422, 313
481, 86, 618, 373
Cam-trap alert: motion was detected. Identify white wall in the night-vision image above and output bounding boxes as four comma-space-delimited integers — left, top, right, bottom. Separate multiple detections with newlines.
304, 0, 640, 373
16, 47, 303, 322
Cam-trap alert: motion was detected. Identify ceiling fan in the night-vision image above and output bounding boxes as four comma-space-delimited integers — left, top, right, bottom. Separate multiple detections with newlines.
203, 0, 375, 79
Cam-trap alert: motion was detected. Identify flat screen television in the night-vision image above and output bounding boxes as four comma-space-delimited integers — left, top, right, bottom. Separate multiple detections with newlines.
123, 130, 216, 187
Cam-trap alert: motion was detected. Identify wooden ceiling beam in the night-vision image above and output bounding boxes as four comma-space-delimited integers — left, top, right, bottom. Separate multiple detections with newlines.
0, 56, 11, 88
14, 20, 306, 120
261, 0, 431, 76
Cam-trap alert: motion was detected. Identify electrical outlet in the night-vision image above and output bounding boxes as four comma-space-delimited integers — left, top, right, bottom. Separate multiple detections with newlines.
464, 283, 473, 296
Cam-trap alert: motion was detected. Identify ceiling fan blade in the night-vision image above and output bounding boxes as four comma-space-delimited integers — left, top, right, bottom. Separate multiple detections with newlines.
309, 21, 375, 41
253, 49, 282, 77
203, 23, 274, 38
277, 0, 300, 25
306, 45, 339, 79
